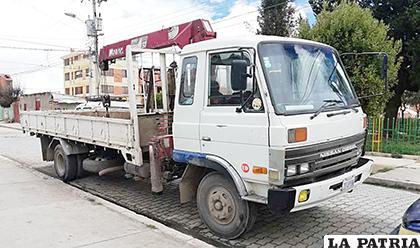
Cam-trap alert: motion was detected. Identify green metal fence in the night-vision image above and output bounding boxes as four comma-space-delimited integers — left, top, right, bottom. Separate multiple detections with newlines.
366, 117, 420, 155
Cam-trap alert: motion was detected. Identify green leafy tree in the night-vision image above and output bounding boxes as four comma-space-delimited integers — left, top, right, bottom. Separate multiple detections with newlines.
308, 0, 420, 119
0, 84, 21, 108
308, 0, 342, 15
298, 2, 401, 116
257, 0, 296, 37
358, 0, 420, 120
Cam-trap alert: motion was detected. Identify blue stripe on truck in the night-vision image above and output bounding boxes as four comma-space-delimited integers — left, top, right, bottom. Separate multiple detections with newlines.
172, 150, 206, 163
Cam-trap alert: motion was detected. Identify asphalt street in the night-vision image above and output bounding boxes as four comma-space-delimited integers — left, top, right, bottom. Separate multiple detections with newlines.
0, 126, 419, 248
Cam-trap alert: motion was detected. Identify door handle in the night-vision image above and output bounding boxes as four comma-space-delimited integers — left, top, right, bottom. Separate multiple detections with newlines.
201, 136, 211, 142
216, 124, 227, 128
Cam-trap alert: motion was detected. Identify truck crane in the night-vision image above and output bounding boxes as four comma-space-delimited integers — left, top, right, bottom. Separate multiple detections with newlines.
21, 18, 388, 239
98, 19, 216, 70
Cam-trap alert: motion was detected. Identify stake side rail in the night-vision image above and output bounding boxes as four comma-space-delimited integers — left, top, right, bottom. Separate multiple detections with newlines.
20, 111, 138, 164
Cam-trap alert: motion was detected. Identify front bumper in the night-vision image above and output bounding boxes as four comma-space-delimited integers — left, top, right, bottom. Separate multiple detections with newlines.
399, 225, 420, 235
268, 158, 373, 212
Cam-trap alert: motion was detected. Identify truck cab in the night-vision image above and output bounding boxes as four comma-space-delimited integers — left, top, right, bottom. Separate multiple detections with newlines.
173, 36, 373, 238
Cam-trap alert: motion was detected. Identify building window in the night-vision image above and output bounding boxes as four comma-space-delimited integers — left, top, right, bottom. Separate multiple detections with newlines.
101, 85, 114, 94
35, 99, 41, 111
102, 68, 114, 77
86, 86, 89, 94
64, 59, 70, 66
122, 86, 128, 94
85, 68, 90, 77
75, 70, 83, 79
122, 69, 127, 78
65, 73, 70, 81
179, 56, 198, 105
75, 86, 83, 95
74, 55, 79, 61
65, 88, 70, 95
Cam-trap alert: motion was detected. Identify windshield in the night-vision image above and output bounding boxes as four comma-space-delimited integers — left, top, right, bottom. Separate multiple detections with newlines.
259, 42, 358, 115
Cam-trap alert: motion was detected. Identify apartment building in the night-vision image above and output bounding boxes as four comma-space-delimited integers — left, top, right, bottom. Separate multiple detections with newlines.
63, 52, 91, 96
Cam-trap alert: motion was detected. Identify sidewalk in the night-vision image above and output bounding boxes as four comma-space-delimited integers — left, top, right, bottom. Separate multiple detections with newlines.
365, 155, 420, 192
0, 155, 212, 248
0, 121, 21, 130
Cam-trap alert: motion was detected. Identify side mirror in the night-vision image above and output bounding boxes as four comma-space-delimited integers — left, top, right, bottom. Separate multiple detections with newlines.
231, 59, 248, 91
341, 52, 389, 98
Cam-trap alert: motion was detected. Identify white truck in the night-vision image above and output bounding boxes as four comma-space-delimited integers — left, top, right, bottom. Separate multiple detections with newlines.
21, 19, 387, 239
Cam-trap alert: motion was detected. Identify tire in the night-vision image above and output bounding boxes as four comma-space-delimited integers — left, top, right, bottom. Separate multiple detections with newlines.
53, 145, 77, 182
197, 172, 256, 239
76, 154, 91, 178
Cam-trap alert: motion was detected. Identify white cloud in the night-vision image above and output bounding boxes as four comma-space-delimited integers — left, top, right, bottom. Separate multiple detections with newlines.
290, 1, 312, 21
212, 0, 260, 37
0, 0, 262, 93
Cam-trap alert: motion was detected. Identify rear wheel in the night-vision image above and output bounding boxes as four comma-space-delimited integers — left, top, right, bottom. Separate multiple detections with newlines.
197, 172, 256, 239
53, 145, 77, 182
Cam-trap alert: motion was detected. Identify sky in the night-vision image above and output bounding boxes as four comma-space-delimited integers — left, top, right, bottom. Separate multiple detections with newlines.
0, 0, 315, 93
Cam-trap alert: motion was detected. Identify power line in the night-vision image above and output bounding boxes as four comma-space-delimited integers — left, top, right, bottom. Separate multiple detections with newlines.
107, 1, 213, 38
0, 59, 50, 67
0, 45, 85, 52
11, 63, 62, 75
213, 4, 311, 25
0, 37, 77, 49
107, 2, 310, 42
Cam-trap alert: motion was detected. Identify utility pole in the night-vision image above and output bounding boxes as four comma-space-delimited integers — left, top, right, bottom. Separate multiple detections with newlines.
65, 0, 105, 96
85, 0, 105, 96
91, 0, 100, 96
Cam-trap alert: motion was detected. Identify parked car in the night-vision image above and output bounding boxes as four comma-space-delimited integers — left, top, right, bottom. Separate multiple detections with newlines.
399, 198, 420, 235
75, 100, 129, 110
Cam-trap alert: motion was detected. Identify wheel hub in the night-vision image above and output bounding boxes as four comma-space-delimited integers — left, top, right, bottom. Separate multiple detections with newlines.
207, 187, 235, 225
55, 153, 65, 177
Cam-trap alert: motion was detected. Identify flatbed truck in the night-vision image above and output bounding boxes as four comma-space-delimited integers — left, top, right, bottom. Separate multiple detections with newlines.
21, 19, 387, 239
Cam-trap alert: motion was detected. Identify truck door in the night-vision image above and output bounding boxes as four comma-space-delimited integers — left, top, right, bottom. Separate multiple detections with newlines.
199, 50, 269, 180
173, 55, 203, 153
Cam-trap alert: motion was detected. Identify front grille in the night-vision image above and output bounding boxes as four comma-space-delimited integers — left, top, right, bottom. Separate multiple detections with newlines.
284, 133, 365, 186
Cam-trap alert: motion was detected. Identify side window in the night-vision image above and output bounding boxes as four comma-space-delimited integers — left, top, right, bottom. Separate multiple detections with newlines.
209, 51, 263, 111
179, 56, 198, 105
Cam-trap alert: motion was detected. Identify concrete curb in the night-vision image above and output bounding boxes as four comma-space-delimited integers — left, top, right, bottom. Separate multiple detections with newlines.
365, 151, 420, 161
0, 155, 214, 248
0, 123, 21, 131
365, 176, 420, 192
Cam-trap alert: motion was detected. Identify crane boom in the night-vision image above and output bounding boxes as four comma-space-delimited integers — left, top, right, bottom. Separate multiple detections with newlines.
99, 19, 216, 70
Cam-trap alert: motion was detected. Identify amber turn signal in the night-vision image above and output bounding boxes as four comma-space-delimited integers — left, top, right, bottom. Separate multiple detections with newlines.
252, 166, 268, 174
288, 128, 307, 143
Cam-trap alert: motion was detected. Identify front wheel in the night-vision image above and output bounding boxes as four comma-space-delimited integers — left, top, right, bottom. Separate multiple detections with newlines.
196, 172, 256, 239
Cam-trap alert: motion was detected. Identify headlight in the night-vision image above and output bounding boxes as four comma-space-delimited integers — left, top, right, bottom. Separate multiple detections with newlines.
286, 165, 297, 176
286, 163, 311, 177
356, 146, 363, 156
300, 163, 310, 174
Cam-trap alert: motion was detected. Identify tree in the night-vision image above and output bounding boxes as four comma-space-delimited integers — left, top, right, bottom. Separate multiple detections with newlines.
308, 0, 420, 119
359, 0, 420, 120
298, 2, 401, 116
257, 0, 296, 37
0, 84, 22, 108
308, 0, 341, 15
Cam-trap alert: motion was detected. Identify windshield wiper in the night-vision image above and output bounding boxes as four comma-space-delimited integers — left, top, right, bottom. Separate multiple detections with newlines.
310, 99, 343, 120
